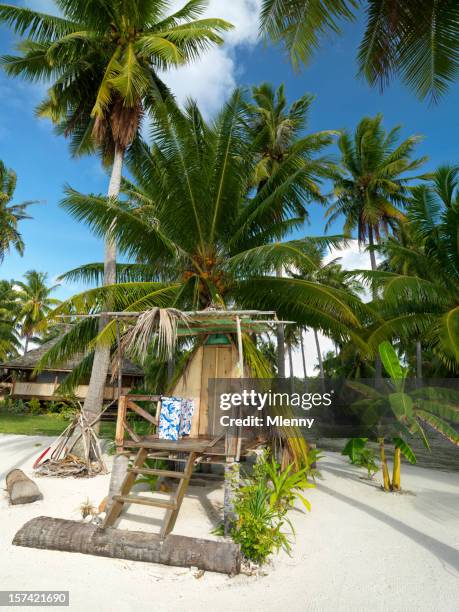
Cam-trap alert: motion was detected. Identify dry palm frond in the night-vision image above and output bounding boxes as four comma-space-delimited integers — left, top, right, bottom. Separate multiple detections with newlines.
120, 307, 189, 363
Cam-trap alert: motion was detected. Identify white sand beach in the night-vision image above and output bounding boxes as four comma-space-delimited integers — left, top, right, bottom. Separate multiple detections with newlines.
1, 433, 458, 612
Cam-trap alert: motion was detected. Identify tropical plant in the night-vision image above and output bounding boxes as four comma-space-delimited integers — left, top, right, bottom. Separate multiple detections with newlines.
342, 437, 378, 479
43, 94, 367, 365
327, 114, 426, 273
366, 166, 459, 373
260, 1, 459, 102
37, 94, 369, 465
288, 238, 366, 379
245, 83, 336, 375
0, 279, 20, 360
349, 341, 459, 491
0, 160, 35, 262
15, 270, 60, 354
246, 82, 336, 197
230, 452, 314, 564
0, 0, 233, 421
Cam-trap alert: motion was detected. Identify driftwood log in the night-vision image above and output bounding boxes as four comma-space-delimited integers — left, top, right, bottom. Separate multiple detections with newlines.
6, 470, 42, 505
13, 516, 241, 575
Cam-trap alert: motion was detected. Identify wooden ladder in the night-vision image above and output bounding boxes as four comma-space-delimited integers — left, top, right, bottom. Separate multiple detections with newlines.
103, 447, 198, 539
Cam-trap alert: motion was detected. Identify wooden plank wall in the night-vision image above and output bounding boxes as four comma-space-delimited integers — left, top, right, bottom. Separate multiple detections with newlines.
171, 341, 239, 437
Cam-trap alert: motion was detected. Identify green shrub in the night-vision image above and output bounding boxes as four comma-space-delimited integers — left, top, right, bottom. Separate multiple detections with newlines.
8, 399, 27, 415
230, 451, 314, 564
28, 398, 42, 415
46, 400, 63, 414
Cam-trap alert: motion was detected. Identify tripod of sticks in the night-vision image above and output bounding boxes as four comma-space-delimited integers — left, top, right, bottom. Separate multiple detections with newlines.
35, 403, 110, 477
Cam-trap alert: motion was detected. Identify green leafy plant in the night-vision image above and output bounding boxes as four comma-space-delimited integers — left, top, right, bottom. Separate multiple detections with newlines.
229, 452, 314, 564
342, 438, 369, 464
349, 342, 459, 491
342, 438, 379, 480
27, 397, 42, 415
232, 478, 291, 564
8, 399, 27, 415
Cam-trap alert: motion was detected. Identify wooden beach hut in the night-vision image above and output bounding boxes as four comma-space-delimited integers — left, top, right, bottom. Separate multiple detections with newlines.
104, 309, 290, 538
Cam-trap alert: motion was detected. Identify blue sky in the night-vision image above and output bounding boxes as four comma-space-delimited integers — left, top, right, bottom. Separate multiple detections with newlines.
1, 0, 458, 303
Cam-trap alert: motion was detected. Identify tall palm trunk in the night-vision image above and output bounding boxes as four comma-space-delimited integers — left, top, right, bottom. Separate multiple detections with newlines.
276, 267, 285, 378
287, 340, 294, 392
300, 327, 307, 378
82, 145, 124, 426
368, 227, 382, 385
314, 329, 324, 379
416, 340, 422, 381
23, 335, 30, 355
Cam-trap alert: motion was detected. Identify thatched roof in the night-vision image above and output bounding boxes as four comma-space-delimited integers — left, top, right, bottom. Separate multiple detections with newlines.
1, 337, 144, 377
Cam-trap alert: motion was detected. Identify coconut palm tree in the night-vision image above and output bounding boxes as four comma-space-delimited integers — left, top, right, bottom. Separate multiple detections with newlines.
0, 0, 233, 420
326, 114, 426, 380
326, 114, 426, 273
0, 160, 35, 263
0, 279, 20, 360
15, 270, 61, 354
260, 1, 459, 102
246, 83, 336, 375
364, 165, 459, 373
39, 93, 368, 385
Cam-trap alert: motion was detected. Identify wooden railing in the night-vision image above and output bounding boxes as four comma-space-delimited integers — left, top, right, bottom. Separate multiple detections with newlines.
115, 394, 161, 452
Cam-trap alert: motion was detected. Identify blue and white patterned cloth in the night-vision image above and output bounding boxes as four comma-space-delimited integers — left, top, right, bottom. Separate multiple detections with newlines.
159, 397, 196, 440
179, 399, 195, 437
159, 396, 182, 441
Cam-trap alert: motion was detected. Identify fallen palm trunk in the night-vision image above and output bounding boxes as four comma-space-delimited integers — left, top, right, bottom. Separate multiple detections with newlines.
13, 516, 241, 575
6, 470, 42, 505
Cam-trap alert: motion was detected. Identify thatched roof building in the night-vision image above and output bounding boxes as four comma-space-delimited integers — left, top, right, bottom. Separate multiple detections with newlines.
0, 338, 144, 401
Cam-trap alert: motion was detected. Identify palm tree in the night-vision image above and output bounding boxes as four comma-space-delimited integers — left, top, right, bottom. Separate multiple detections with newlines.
0, 280, 20, 360
39, 94, 367, 386
0, 0, 232, 420
326, 115, 426, 379
246, 83, 336, 376
365, 166, 459, 373
260, 1, 459, 102
0, 160, 34, 262
15, 270, 60, 354
327, 114, 426, 274
288, 241, 365, 381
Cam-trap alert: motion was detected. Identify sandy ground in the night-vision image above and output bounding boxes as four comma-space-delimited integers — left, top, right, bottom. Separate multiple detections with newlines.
0, 434, 458, 612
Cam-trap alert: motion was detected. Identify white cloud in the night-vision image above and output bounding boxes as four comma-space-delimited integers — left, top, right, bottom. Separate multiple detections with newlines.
324, 239, 382, 272
160, 0, 263, 117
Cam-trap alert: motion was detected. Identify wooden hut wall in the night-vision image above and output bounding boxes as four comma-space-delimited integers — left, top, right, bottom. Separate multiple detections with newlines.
171, 341, 239, 437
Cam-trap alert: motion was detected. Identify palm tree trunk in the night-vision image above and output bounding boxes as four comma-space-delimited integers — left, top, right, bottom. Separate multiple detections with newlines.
368, 227, 383, 385
416, 340, 422, 381
82, 145, 124, 426
23, 335, 29, 355
300, 327, 307, 379
276, 267, 285, 378
287, 341, 294, 392
314, 329, 324, 379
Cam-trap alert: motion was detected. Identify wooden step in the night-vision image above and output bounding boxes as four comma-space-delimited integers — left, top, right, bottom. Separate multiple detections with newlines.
113, 495, 177, 510
129, 467, 186, 479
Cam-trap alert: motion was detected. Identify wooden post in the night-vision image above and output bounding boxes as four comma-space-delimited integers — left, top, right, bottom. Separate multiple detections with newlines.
115, 395, 128, 453
116, 318, 122, 400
